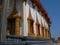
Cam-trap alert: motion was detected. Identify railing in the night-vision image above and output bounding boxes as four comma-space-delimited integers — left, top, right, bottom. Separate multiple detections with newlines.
6, 35, 22, 42
0, 35, 57, 45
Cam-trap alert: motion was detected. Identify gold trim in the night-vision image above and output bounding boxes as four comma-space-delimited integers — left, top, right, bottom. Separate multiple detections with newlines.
15, 18, 20, 36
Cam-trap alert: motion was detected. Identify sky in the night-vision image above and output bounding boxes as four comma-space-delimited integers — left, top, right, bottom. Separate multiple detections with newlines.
40, 0, 60, 39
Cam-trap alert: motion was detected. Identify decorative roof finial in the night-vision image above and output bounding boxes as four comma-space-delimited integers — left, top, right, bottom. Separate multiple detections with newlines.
11, 0, 18, 15
14, 0, 16, 9
7, 0, 18, 19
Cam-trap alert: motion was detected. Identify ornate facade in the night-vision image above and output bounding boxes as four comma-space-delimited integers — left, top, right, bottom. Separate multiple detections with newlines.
0, 0, 51, 41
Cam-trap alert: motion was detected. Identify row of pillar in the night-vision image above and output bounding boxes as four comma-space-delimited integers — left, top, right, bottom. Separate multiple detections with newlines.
43, 27, 50, 39
36, 25, 50, 39
6, 19, 50, 39
28, 22, 50, 39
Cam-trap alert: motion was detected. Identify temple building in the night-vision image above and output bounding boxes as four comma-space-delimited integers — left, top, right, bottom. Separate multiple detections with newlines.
0, 0, 51, 42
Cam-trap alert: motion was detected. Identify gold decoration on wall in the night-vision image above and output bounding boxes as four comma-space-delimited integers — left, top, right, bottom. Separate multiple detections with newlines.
27, 7, 34, 37
7, 0, 21, 36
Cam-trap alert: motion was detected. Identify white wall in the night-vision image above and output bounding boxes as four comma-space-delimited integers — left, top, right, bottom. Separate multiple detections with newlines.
24, 0, 49, 36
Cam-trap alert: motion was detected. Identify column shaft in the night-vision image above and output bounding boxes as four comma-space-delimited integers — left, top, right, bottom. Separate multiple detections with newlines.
28, 21, 30, 34
15, 18, 20, 36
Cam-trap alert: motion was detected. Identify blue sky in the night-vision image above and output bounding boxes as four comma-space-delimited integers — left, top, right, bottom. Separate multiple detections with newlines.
40, 0, 60, 39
